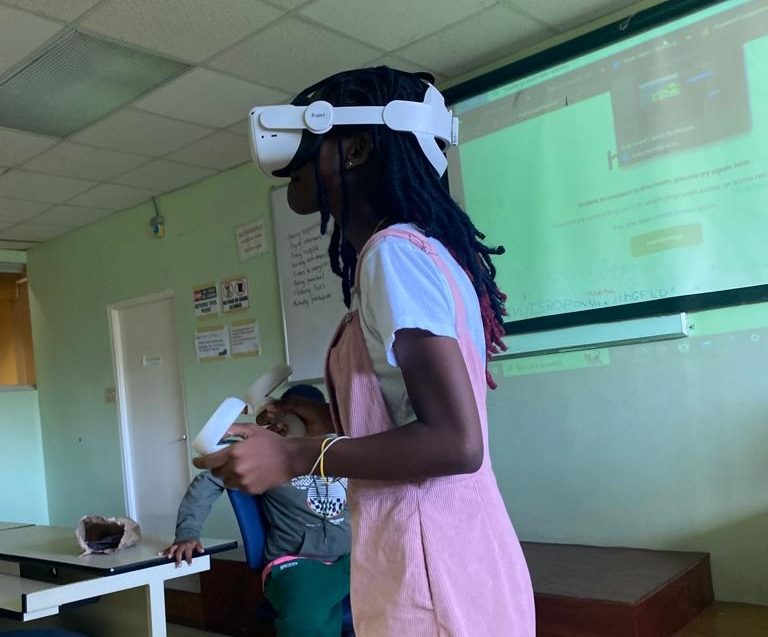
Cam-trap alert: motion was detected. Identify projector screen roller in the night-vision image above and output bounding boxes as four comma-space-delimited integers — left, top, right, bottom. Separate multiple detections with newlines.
448, 0, 768, 327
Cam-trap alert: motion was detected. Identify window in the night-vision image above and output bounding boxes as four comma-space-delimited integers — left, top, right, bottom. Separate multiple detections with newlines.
0, 269, 35, 386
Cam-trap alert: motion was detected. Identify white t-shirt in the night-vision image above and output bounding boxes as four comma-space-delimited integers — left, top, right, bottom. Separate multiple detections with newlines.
351, 223, 486, 427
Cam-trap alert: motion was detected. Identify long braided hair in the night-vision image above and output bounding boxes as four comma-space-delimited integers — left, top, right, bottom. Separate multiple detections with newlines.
297, 67, 508, 387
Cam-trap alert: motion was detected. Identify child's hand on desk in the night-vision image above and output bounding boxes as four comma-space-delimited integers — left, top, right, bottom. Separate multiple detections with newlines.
161, 538, 204, 566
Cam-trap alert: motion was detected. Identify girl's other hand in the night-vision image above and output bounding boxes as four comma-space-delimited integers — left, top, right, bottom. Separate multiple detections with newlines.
264, 396, 334, 437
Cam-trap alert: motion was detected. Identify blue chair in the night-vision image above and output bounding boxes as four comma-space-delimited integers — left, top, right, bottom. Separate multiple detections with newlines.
227, 489, 354, 635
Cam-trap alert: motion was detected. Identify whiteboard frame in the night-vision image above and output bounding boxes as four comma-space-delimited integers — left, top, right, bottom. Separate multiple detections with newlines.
271, 186, 299, 380
496, 313, 690, 359
270, 185, 344, 383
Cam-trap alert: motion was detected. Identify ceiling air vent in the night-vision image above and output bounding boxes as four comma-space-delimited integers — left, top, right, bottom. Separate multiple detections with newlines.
0, 30, 189, 138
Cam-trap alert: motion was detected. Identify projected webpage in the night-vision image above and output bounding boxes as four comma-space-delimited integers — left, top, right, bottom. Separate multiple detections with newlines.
450, 0, 768, 322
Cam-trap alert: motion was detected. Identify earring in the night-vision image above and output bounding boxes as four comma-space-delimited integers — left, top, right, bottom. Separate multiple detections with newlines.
345, 160, 353, 170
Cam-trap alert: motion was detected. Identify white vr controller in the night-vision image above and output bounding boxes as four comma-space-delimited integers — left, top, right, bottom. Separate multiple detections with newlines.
191, 363, 303, 456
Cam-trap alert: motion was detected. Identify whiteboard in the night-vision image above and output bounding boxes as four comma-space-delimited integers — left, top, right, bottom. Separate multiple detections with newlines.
271, 186, 346, 381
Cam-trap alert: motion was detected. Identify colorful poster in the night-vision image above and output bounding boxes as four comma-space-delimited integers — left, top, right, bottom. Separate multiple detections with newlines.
231, 320, 260, 357
236, 219, 268, 261
221, 275, 249, 313
195, 325, 229, 361
193, 282, 220, 318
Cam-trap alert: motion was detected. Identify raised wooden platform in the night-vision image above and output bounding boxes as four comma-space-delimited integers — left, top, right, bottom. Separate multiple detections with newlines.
523, 542, 714, 637
167, 543, 714, 637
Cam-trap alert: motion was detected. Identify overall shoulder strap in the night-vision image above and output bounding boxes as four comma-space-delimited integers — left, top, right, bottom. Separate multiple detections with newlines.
355, 227, 469, 340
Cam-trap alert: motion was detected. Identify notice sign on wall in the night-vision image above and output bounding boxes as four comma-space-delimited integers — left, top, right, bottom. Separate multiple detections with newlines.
195, 325, 230, 361
193, 282, 220, 317
231, 320, 260, 357
236, 218, 268, 262
221, 275, 249, 313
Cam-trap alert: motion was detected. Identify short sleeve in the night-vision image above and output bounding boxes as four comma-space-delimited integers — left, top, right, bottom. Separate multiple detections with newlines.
358, 236, 457, 367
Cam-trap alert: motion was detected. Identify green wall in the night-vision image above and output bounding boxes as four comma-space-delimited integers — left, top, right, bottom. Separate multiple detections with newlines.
0, 250, 46, 524
488, 303, 768, 605
0, 250, 27, 265
0, 388, 49, 524
27, 163, 284, 537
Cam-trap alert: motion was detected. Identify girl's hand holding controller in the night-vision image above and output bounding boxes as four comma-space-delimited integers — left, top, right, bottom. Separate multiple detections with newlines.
223, 422, 263, 440
193, 424, 297, 493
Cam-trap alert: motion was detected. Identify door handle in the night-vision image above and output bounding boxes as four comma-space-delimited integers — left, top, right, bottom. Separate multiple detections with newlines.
176, 434, 188, 442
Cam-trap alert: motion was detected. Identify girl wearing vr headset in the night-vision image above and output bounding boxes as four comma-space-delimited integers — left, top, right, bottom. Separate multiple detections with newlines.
197, 66, 535, 636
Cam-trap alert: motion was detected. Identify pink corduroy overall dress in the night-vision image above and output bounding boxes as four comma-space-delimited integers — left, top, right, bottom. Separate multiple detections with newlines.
324, 227, 535, 637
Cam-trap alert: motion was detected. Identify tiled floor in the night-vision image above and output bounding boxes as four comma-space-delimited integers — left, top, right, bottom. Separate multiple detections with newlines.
167, 604, 768, 637
3, 606, 766, 636
675, 603, 768, 636
167, 605, 768, 636
167, 624, 230, 636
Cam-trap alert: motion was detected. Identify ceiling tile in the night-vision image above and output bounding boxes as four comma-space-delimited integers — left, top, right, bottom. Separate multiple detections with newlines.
399, 5, 554, 77
68, 183, 158, 210
263, 0, 310, 10
370, 55, 444, 85
168, 131, 251, 170
0, 30, 190, 139
0, 240, 37, 250
500, 0, 638, 32
0, 127, 58, 167
227, 120, 250, 137
0, 5, 62, 76
26, 204, 113, 227
1, 223, 71, 241
0, 197, 51, 223
80, 0, 283, 63
22, 142, 149, 181
301, 0, 495, 51
113, 159, 216, 192
0, 0, 102, 22
135, 68, 288, 127
209, 17, 381, 93
70, 109, 214, 156
0, 170, 95, 203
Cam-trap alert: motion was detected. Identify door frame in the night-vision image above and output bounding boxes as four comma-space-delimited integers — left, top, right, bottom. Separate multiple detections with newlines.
107, 290, 191, 519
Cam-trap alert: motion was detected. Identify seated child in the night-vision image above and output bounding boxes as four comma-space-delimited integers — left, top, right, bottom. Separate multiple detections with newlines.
162, 384, 350, 637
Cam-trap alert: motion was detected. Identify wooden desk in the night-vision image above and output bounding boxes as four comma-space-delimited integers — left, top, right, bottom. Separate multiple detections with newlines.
0, 525, 236, 636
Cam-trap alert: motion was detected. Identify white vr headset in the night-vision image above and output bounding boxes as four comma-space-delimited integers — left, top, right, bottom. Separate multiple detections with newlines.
248, 84, 459, 178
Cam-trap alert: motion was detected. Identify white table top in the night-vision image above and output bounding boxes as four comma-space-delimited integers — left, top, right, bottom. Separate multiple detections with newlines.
0, 523, 34, 532
0, 525, 236, 575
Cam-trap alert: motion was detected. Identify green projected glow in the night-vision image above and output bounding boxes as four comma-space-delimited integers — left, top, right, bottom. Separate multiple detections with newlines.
451, 0, 768, 321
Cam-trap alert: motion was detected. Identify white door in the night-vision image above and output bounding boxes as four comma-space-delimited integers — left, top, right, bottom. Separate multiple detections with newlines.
111, 293, 190, 537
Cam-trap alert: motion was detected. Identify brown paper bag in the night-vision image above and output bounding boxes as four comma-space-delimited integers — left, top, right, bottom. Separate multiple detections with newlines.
75, 515, 141, 556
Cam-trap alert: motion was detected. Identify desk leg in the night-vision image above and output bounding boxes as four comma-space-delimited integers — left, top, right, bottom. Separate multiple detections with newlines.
56, 580, 168, 637
147, 579, 168, 636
